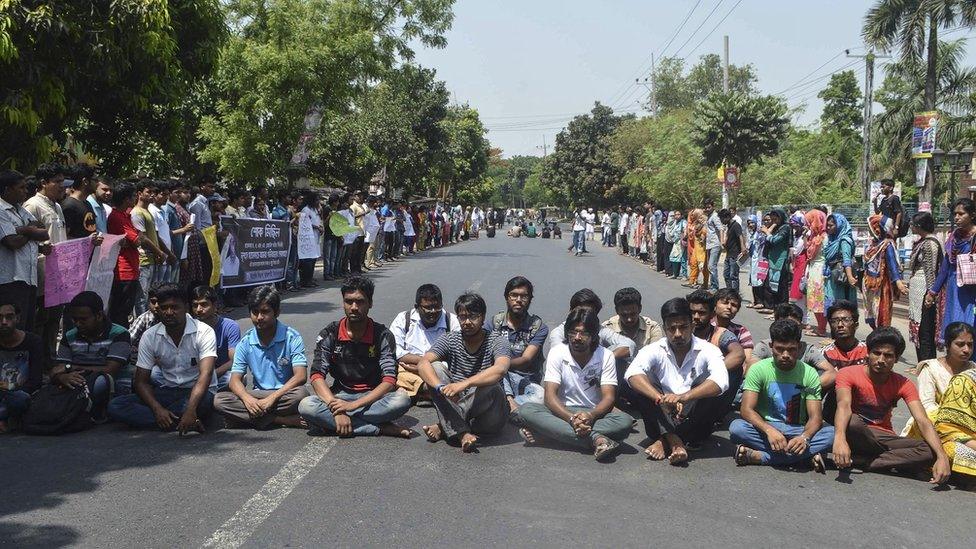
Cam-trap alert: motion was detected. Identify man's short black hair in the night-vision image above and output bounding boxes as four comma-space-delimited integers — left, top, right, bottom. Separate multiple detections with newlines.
0, 300, 21, 315
455, 291, 487, 316
504, 276, 533, 297
714, 288, 741, 305
865, 326, 906, 357
154, 283, 186, 305
686, 289, 715, 310
702, 197, 715, 207
826, 300, 859, 323
190, 285, 219, 304
718, 208, 732, 220
341, 276, 375, 301
660, 298, 692, 324
247, 285, 281, 314
569, 288, 602, 313
613, 287, 641, 310
0, 170, 25, 194
769, 319, 802, 344
34, 162, 64, 181
773, 303, 804, 322
112, 181, 137, 207
563, 307, 601, 352
415, 283, 442, 305
67, 290, 104, 317
880, 178, 895, 187
135, 178, 158, 193
70, 164, 96, 188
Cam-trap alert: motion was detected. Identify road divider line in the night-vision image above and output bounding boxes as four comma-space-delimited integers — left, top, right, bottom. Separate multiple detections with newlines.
201, 437, 337, 548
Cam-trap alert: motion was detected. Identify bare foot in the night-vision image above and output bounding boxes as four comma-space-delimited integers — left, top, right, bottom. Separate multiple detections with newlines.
377, 422, 413, 438
507, 396, 519, 414
664, 434, 688, 465
423, 423, 443, 442
519, 428, 536, 445
644, 439, 667, 460
272, 415, 307, 428
460, 433, 479, 453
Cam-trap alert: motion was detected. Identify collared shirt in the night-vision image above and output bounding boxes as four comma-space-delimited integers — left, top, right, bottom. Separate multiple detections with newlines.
706, 211, 723, 249
188, 194, 212, 229
271, 204, 290, 221
23, 193, 67, 293
544, 322, 636, 359
485, 312, 549, 371
602, 315, 664, 351
163, 201, 185, 257
390, 308, 459, 359
87, 196, 108, 234
137, 315, 217, 388
149, 203, 172, 250
544, 344, 617, 408
232, 321, 307, 390
624, 336, 729, 395
350, 200, 367, 233
0, 197, 39, 285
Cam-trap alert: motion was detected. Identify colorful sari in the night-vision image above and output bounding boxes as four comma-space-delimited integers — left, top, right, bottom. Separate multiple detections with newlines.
862, 214, 902, 327
935, 369, 976, 478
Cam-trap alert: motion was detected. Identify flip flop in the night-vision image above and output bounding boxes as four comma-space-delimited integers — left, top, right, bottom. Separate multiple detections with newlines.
518, 428, 536, 445
593, 437, 620, 462
811, 453, 826, 474
734, 444, 751, 466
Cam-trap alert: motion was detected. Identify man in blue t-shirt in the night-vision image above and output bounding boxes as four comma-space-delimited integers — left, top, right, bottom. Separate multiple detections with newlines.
190, 286, 241, 392
213, 286, 309, 429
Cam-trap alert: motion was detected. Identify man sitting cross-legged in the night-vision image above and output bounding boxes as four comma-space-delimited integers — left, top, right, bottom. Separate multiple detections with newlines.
729, 319, 835, 471
602, 287, 663, 352
624, 297, 728, 464
390, 283, 459, 400
418, 292, 512, 452
214, 286, 309, 429
107, 283, 216, 434
298, 276, 412, 438
832, 327, 951, 483
518, 307, 634, 461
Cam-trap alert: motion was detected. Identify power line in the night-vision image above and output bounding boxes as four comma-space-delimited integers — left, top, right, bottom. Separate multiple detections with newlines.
680, 0, 744, 61
655, 0, 704, 60
669, 0, 726, 60
778, 59, 861, 100
774, 51, 848, 95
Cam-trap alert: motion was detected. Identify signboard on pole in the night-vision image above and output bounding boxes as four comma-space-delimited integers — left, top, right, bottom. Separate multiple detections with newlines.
912, 111, 940, 158
723, 167, 740, 190
219, 216, 291, 288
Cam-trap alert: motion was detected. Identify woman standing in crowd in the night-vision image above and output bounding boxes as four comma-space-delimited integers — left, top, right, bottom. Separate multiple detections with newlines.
787, 211, 807, 323
666, 209, 685, 279
685, 209, 707, 289
802, 209, 828, 337
903, 322, 975, 439
745, 214, 766, 309
862, 214, 905, 329
823, 212, 857, 309
926, 198, 976, 343
908, 211, 942, 360
758, 209, 790, 315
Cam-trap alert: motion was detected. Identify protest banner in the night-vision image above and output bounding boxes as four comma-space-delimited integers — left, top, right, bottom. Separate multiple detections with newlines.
912, 111, 939, 158
328, 211, 360, 237
202, 225, 221, 287
219, 216, 291, 288
45, 237, 96, 308
85, 233, 123, 311
297, 212, 320, 259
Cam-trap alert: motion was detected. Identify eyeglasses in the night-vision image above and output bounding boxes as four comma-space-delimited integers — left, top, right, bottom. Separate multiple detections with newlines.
507, 293, 531, 302
457, 314, 483, 322
828, 317, 855, 325
567, 329, 593, 339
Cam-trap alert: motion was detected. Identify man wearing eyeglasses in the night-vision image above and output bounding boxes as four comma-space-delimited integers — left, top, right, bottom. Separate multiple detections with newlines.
819, 300, 867, 424
485, 276, 549, 417
390, 284, 459, 400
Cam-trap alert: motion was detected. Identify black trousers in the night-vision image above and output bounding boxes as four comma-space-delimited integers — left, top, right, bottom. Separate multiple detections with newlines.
916, 305, 937, 361
656, 238, 669, 271
109, 280, 141, 328
630, 391, 726, 444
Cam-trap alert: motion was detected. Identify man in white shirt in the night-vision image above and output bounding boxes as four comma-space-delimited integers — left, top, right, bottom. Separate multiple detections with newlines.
703, 198, 723, 291
585, 207, 595, 243
601, 211, 612, 246
625, 297, 729, 464
390, 284, 459, 398
517, 308, 633, 461
544, 289, 635, 361
149, 181, 174, 284
107, 284, 217, 433
363, 195, 382, 269
571, 208, 586, 256
618, 207, 631, 255
24, 163, 69, 353
0, 170, 48, 331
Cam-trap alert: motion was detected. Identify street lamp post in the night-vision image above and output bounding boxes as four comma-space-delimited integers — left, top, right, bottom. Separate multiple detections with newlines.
931, 145, 974, 203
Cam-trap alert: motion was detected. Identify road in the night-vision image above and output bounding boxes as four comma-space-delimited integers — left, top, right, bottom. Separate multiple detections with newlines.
3, 229, 972, 548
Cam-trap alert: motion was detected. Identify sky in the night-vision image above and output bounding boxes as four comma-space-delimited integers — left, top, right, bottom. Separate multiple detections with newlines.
412, 0, 976, 158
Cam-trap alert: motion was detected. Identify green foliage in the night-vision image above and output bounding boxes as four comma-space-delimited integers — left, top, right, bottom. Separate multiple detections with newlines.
540, 103, 633, 207
437, 105, 490, 204
692, 92, 790, 169
651, 54, 758, 113
818, 70, 863, 138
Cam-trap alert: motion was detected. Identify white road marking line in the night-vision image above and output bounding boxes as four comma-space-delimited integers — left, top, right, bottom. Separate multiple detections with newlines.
201, 437, 337, 548
469, 280, 483, 291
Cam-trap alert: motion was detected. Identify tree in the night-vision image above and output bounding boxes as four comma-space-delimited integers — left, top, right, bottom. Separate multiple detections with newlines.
0, 0, 226, 171
436, 105, 490, 204
197, 0, 454, 181
818, 70, 864, 138
651, 54, 759, 113
692, 92, 790, 171
540, 103, 632, 207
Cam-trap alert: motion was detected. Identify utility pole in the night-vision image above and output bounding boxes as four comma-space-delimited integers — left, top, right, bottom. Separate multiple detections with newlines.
536, 135, 548, 157
721, 35, 730, 209
635, 54, 658, 116
847, 49, 891, 202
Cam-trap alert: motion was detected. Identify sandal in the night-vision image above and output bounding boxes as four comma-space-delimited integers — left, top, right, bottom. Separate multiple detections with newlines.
811, 453, 826, 474
593, 437, 621, 462
734, 444, 754, 466
518, 428, 536, 445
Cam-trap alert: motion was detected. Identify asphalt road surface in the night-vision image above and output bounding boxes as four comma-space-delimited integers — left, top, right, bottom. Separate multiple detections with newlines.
3, 229, 972, 548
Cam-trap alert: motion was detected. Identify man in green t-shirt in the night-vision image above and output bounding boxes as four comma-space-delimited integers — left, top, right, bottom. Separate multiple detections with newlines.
729, 319, 834, 470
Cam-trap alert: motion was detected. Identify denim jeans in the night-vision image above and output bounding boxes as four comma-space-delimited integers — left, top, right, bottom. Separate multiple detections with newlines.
107, 386, 214, 429
707, 247, 721, 290
517, 403, 633, 450
729, 418, 835, 465
298, 389, 411, 436
0, 389, 30, 420
573, 230, 584, 253
429, 362, 508, 440
723, 254, 740, 291
135, 263, 157, 316
285, 244, 299, 286
502, 368, 542, 400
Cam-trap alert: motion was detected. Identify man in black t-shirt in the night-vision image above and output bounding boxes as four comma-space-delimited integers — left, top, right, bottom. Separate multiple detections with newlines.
61, 164, 97, 239
873, 178, 903, 234
719, 209, 746, 291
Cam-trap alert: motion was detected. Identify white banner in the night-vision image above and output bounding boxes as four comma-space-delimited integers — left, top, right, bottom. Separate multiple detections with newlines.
85, 233, 124, 311
297, 212, 320, 260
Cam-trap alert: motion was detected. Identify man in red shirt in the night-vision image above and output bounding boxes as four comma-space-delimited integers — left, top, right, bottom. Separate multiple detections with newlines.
107, 182, 165, 328
833, 327, 950, 483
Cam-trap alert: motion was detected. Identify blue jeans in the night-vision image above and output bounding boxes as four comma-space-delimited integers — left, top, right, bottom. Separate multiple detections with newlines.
573, 230, 584, 253
107, 386, 214, 429
285, 244, 298, 286
135, 263, 157, 316
502, 369, 542, 401
298, 390, 411, 436
729, 418, 835, 465
322, 238, 338, 277
707, 247, 721, 290
0, 389, 30, 421
723, 254, 740, 291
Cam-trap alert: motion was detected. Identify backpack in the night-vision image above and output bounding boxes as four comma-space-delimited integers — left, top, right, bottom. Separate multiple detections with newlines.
403, 309, 453, 335
21, 383, 94, 435
896, 209, 910, 238
491, 312, 544, 353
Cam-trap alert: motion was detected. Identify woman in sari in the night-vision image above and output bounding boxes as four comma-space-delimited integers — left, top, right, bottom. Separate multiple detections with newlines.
925, 198, 976, 344
907, 212, 941, 359
745, 214, 767, 309
904, 322, 975, 439
823, 212, 857, 309
685, 209, 707, 288
800, 210, 826, 335
862, 214, 906, 328
788, 211, 808, 321
758, 209, 790, 313
935, 322, 976, 482
666, 210, 685, 279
